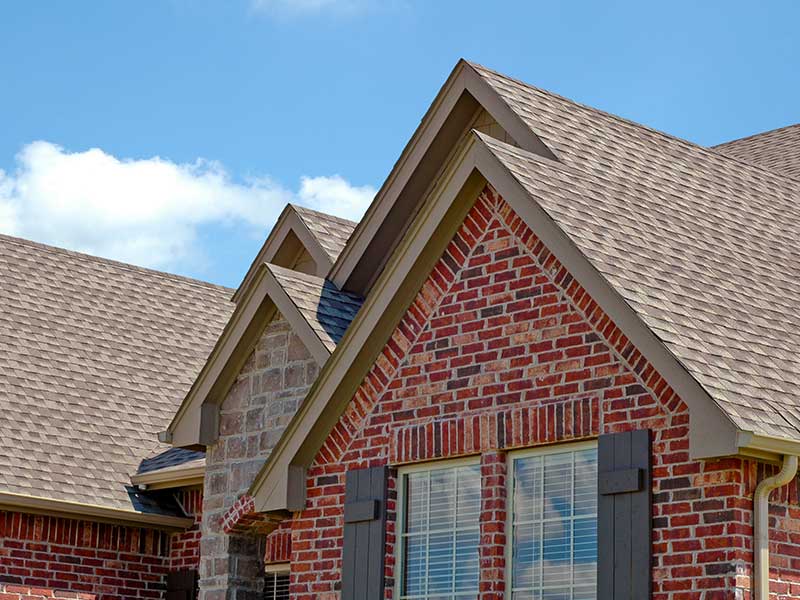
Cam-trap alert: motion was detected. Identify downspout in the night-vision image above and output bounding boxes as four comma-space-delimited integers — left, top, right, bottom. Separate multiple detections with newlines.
754, 454, 798, 600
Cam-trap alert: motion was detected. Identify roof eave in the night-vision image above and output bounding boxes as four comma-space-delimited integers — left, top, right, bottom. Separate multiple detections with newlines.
0, 492, 194, 531
130, 463, 206, 491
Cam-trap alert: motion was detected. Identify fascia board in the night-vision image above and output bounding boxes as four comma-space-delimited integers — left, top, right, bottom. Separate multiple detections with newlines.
0, 492, 194, 531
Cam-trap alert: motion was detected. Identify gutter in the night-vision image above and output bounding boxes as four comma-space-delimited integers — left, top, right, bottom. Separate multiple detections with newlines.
130, 462, 205, 491
0, 491, 195, 531
753, 454, 799, 600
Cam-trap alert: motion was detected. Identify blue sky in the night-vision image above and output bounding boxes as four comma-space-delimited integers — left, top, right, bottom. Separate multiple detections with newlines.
1, 0, 797, 288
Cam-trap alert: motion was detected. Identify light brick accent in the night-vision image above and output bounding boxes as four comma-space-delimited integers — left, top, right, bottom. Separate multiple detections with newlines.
199, 315, 313, 598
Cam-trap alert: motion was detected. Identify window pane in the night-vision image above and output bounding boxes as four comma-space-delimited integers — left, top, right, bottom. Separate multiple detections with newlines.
400, 464, 480, 600
511, 446, 597, 599
264, 570, 290, 600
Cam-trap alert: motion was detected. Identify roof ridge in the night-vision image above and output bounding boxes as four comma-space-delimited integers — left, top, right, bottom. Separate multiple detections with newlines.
713, 122, 800, 149
0, 232, 235, 295
466, 60, 800, 189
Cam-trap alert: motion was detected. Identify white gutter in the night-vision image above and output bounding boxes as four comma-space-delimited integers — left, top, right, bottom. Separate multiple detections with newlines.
754, 454, 798, 600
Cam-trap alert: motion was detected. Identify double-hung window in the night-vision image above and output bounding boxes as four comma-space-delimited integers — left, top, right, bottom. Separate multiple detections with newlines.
396, 459, 481, 599
508, 442, 598, 600
395, 443, 598, 600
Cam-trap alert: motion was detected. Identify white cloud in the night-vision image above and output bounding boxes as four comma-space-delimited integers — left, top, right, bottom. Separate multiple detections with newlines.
0, 141, 375, 271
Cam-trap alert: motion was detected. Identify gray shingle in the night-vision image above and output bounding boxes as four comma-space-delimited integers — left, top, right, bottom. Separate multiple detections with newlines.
0, 234, 232, 512
477, 118, 800, 440
267, 263, 363, 352
714, 124, 800, 180
292, 204, 358, 262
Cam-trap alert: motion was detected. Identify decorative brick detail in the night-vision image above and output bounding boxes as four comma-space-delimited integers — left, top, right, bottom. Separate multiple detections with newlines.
0, 585, 95, 599
479, 451, 506, 600
264, 524, 292, 565
391, 396, 598, 464
0, 510, 169, 599
221, 495, 274, 537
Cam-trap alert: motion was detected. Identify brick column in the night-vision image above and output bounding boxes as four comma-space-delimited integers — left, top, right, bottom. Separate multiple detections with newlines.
480, 450, 507, 599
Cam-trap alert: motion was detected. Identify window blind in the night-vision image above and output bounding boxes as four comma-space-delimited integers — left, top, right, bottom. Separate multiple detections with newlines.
399, 462, 481, 599
510, 445, 598, 600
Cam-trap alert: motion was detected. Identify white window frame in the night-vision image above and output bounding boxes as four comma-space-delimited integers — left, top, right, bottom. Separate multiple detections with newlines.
394, 456, 482, 600
505, 440, 598, 600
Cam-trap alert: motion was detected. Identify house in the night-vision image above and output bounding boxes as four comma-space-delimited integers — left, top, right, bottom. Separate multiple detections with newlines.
2, 59, 800, 600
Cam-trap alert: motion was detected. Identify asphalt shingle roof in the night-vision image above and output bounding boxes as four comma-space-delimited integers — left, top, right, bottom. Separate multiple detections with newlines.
293, 204, 358, 263
0, 234, 232, 513
714, 124, 800, 180
267, 263, 363, 352
470, 62, 800, 440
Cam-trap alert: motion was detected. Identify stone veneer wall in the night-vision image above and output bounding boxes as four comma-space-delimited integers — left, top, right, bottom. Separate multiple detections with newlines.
199, 315, 316, 599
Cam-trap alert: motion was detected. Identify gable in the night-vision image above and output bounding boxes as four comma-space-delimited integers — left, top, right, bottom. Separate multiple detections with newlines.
248, 135, 742, 514
329, 60, 554, 297
312, 186, 673, 470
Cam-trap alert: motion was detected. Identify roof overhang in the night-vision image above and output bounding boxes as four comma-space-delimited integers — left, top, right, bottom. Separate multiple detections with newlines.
249, 131, 765, 515
166, 262, 332, 449
0, 491, 194, 531
329, 59, 556, 297
130, 461, 206, 491
234, 204, 335, 304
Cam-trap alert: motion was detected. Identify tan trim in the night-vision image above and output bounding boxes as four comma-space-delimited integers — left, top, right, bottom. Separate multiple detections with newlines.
130, 463, 205, 491
250, 131, 745, 514
330, 59, 554, 296
737, 431, 800, 462
168, 263, 331, 448
0, 492, 194, 531
233, 205, 334, 304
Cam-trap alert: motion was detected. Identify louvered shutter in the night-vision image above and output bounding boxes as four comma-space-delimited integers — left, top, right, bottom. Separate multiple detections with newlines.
597, 429, 652, 599
166, 569, 198, 600
341, 465, 389, 600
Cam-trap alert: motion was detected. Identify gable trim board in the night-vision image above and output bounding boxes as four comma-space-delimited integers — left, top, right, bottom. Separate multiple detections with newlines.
248, 130, 789, 515
233, 204, 336, 304
166, 262, 332, 448
0, 491, 194, 531
329, 59, 555, 296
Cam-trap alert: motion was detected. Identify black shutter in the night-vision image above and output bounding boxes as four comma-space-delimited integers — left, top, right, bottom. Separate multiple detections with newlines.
598, 429, 652, 599
341, 465, 389, 600
166, 569, 198, 600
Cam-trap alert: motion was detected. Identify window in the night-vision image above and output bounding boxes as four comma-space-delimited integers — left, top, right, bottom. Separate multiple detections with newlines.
397, 459, 481, 599
508, 443, 598, 600
264, 564, 290, 600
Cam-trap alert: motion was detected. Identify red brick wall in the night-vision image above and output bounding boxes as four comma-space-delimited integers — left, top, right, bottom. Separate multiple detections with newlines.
0, 489, 205, 600
287, 185, 800, 599
168, 488, 202, 572
0, 510, 170, 599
